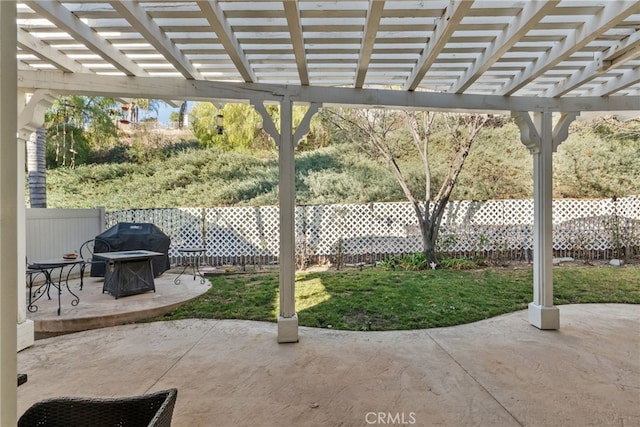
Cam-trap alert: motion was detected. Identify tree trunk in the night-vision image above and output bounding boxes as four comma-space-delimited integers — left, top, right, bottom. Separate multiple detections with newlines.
420, 219, 439, 266
415, 200, 448, 267
27, 127, 47, 208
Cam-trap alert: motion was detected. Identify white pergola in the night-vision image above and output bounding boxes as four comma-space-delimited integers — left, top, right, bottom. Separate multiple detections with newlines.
2, 1, 640, 422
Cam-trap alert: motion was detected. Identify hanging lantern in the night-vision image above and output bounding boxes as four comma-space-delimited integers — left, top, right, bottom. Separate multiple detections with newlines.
215, 114, 224, 135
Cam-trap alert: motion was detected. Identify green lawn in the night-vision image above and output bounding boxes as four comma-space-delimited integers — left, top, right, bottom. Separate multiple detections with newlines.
154, 265, 640, 331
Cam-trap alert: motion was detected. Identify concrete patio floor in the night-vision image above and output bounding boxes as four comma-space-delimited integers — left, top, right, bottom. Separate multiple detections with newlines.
17, 303, 639, 427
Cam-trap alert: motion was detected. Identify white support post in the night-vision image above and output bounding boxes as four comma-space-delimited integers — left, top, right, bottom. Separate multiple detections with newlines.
277, 99, 298, 342
253, 100, 321, 343
0, 1, 19, 424
512, 111, 577, 330
530, 111, 557, 329
16, 118, 34, 352
15, 90, 56, 352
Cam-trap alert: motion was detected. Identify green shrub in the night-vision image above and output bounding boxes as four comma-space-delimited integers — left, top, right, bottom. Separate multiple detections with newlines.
378, 253, 428, 271
399, 252, 428, 271
440, 257, 478, 270
378, 257, 399, 271
369, 254, 479, 272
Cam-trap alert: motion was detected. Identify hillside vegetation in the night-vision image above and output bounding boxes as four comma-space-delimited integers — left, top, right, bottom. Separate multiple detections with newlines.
42, 118, 640, 210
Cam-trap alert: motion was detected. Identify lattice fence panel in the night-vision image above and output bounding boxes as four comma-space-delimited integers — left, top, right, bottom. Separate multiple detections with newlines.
295, 205, 307, 258
552, 198, 640, 253
164, 208, 204, 256
621, 196, 640, 251
621, 195, 640, 219
435, 200, 533, 253
371, 202, 422, 254
500, 199, 534, 225
205, 206, 280, 258
303, 204, 405, 256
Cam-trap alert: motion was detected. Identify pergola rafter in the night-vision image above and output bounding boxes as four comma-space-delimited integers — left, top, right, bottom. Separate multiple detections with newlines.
283, 0, 309, 86
404, 1, 473, 91
11, 1, 640, 99
108, 0, 202, 80
452, 1, 559, 94
17, 28, 87, 73
195, 0, 256, 83
355, 0, 385, 88
546, 28, 640, 97
23, 0, 148, 76
500, 1, 640, 96
589, 63, 640, 97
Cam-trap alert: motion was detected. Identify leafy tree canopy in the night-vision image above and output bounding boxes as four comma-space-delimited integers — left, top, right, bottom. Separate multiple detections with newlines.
45, 96, 118, 168
190, 103, 264, 150
189, 102, 331, 151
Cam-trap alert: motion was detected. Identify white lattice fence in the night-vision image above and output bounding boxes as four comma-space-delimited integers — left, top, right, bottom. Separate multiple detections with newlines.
436, 200, 533, 254
204, 206, 280, 262
105, 196, 640, 266
551, 198, 640, 255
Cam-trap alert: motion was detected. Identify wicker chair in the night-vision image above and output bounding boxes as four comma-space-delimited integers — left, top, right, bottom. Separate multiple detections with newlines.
18, 388, 177, 427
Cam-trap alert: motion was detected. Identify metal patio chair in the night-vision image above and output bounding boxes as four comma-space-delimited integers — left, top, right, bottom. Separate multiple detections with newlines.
78, 238, 111, 290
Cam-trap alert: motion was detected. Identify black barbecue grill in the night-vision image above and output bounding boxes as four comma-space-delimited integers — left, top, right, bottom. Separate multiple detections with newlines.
91, 222, 171, 277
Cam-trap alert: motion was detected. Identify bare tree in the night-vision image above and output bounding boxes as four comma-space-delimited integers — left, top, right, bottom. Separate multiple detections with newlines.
334, 109, 489, 266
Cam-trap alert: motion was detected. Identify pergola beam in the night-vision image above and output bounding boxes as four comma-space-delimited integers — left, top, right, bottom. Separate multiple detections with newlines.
18, 69, 640, 113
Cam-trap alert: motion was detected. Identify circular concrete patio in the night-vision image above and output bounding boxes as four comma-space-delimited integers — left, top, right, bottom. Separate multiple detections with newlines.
26, 271, 210, 337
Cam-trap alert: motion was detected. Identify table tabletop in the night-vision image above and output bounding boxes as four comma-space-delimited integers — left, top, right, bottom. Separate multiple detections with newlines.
94, 250, 164, 261
29, 258, 85, 269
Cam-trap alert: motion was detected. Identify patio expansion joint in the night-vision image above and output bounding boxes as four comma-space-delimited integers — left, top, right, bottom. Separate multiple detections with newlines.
143, 320, 221, 394
425, 331, 525, 427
